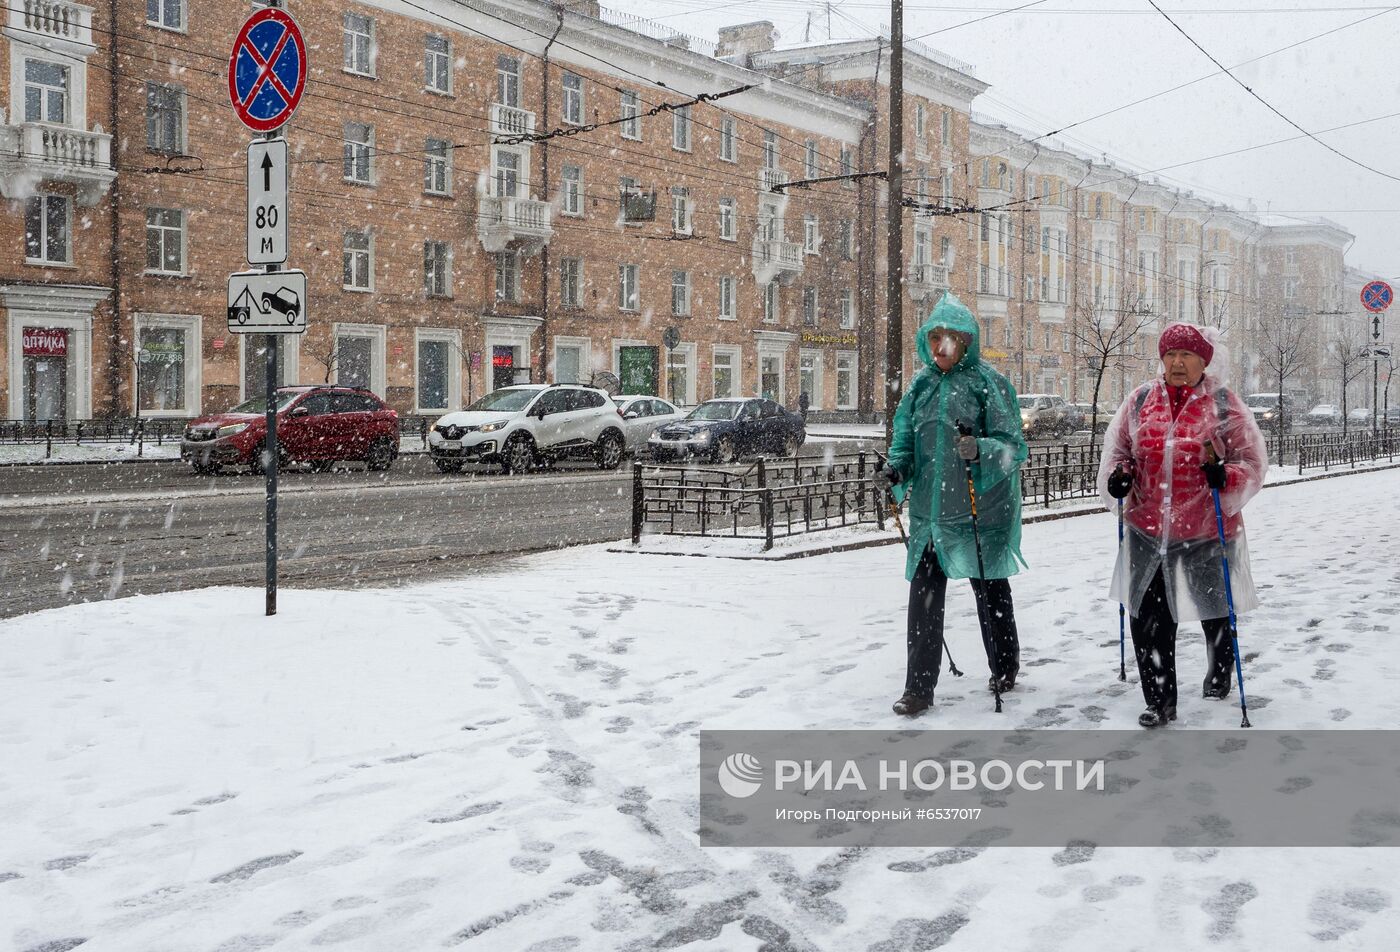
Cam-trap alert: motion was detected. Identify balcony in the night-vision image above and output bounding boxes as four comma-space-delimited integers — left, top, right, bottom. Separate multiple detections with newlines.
489, 103, 536, 140
760, 167, 789, 194
477, 193, 552, 254
906, 263, 949, 302
5, 0, 95, 58
0, 122, 114, 205
751, 238, 803, 286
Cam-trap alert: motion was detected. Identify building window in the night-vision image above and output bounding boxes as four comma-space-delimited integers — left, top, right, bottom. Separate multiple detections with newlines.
762, 282, 779, 324
804, 216, 819, 254
760, 354, 782, 402
840, 145, 854, 188
799, 353, 819, 409
671, 187, 691, 234
802, 286, 818, 327
343, 231, 372, 290
941, 110, 952, 146
719, 275, 736, 320
496, 55, 520, 107
146, 0, 183, 30
718, 198, 736, 240
667, 347, 691, 406
835, 353, 855, 409
493, 149, 520, 197
914, 102, 926, 139
672, 105, 691, 152
343, 13, 375, 76
334, 330, 381, 392
24, 195, 70, 264
425, 35, 451, 93
136, 323, 193, 413
941, 236, 952, 265
804, 139, 818, 178
144, 208, 184, 274
762, 129, 778, 169
720, 116, 736, 161
424, 138, 451, 195
423, 240, 452, 297
839, 289, 855, 329
145, 83, 184, 152
344, 122, 373, 184
494, 251, 520, 302
839, 220, 854, 259
619, 264, 639, 311
555, 342, 584, 385
562, 72, 583, 125
25, 60, 69, 125
560, 257, 582, 307
620, 90, 640, 139
671, 270, 690, 317
713, 349, 736, 398
562, 165, 583, 216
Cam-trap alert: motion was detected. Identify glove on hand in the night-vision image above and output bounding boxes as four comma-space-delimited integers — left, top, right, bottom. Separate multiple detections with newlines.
872, 463, 901, 494
956, 434, 979, 461
1201, 459, 1228, 491
1107, 465, 1133, 499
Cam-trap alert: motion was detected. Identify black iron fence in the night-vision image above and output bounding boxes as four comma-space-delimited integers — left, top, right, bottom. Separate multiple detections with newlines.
0, 417, 187, 458
1296, 429, 1400, 473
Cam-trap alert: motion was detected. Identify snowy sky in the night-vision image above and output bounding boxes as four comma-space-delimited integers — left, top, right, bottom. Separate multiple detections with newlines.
604, 0, 1400, 279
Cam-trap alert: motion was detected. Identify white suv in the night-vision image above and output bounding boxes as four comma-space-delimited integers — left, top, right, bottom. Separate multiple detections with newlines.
428, 384, 627, 474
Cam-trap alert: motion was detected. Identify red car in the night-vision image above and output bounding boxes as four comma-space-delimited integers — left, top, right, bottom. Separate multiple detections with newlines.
181, 385, 399, 474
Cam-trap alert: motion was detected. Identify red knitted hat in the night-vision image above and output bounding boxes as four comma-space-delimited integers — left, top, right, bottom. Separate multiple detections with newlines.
1158, 323, 1214, 365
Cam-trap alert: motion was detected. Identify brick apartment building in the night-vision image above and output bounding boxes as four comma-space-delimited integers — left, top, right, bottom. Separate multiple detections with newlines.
0, 0, 1375, 425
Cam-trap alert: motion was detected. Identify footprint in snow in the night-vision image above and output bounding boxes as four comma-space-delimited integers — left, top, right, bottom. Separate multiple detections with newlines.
1308, 887, 1392, 942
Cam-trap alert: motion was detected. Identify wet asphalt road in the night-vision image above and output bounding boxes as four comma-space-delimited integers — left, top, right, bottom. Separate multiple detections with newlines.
0, 444, 882, 620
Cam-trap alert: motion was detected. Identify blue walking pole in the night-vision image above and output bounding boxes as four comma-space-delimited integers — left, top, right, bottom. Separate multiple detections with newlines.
1117, 498, 1127, 681
1210, 487, 1252, 728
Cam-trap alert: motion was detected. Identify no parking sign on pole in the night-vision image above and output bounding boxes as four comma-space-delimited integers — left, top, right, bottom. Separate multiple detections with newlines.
227, 7, 307, 133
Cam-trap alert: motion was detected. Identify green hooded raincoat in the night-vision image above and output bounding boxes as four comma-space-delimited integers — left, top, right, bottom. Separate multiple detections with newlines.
887, 293, 1029, 582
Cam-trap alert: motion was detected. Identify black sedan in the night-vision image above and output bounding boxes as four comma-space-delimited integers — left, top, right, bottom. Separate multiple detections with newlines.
646, 397, 805, 463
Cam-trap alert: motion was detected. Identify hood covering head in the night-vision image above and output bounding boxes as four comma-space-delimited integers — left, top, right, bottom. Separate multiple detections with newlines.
916, 292, 982, 371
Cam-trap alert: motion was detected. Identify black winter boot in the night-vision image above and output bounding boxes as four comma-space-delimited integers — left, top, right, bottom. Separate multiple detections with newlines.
893, 693, 932, 717
1138, 706, 1177, 728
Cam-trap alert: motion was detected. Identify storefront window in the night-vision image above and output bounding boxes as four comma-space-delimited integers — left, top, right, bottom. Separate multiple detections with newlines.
137, 327, 186, 412
418, 339, 449, 409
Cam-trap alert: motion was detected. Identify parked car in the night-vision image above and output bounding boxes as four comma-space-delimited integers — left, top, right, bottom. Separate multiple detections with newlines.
1387, 407, 1400, 426
182, 385, 399, 474
1244, 392, 1296, 432
1306, 404, 1342, 427
646, 397, 805, 463
427, 384, 626, 474
612, 395, 685, 453
1018, 393, 1075, 439
1069, 402, 1111, 434
1348, 407, 1373, 424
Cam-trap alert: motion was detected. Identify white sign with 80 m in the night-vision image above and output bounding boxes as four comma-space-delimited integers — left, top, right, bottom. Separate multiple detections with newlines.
247, 139, 288, 265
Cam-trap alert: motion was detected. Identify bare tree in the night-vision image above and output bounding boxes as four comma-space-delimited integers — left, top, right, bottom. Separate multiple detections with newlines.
1255, 313, 1314, 465
308, 341, 339, 384
1327, 327, 1369, 435
1072, 292, 1157, 453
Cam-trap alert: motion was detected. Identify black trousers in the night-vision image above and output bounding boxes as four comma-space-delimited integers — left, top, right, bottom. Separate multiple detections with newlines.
905, 545, 1020, 700
1130, 567, 1236, 712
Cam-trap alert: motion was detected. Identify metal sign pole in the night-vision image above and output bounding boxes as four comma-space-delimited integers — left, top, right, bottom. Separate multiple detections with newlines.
264, 125, 282, 616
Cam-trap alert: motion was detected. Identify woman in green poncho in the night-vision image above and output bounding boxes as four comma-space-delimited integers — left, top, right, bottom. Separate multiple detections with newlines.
873, 293, 1030, 717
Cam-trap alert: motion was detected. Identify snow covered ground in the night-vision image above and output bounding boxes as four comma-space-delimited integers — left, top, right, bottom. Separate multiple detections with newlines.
0, 443, 181, 465
3, 470, 1399, 950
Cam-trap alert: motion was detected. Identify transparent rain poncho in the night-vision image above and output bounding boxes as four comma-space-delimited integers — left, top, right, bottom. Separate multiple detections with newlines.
1096, 367, 1268, 624
888, 293, 1029, 582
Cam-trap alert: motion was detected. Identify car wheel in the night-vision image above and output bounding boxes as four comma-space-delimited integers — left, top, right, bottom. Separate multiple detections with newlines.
366, 438, 394, 472
781, 432, 800, 457
595, 430, 624, 470
502, 435, 535, 474
711, 434, 737, 464
434, 458, 463, 474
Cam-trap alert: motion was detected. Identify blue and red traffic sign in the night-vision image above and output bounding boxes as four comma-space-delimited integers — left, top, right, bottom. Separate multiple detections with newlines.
228, 9, 307, 133
1361, 280, 1392, 313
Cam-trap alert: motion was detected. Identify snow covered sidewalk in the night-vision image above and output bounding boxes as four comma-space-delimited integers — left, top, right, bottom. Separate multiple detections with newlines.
3, 470, 1399, 950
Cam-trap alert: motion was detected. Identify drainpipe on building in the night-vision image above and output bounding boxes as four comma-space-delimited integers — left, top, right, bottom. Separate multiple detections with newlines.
539, 7, 564, 384
856, 40, 882, 421
106, 0, 124, 418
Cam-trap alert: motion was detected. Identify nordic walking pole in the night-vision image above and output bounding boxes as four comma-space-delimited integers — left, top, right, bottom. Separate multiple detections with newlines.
1210, 484, 1252, 728
1117, 496, 1127, 681
955, 422, 1001, 713
875, 451, 962, 678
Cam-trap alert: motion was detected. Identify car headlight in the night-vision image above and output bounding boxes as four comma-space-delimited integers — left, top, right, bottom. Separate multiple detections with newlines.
695, 430, 712, 444
478, 420, 508, 433
217, 422, 249, 438
431, 423, 442, 433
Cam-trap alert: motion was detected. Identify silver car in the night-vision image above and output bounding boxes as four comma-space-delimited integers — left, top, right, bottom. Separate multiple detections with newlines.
612, 395, 685, 452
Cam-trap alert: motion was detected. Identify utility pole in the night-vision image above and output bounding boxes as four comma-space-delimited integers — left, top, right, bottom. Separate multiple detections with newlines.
1373, 310, 1382, 438
884, 0, 904, 445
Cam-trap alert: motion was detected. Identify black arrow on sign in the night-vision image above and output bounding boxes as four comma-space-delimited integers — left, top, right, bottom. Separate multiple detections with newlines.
261, 152, 273, 191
